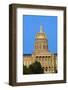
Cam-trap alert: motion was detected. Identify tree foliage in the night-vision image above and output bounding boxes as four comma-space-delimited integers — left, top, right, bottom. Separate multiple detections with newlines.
23, 61, 44, 74
23, 65, 29, 74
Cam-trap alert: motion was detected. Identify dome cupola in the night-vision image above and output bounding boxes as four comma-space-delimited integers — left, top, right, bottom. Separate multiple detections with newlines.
36, 25, 47, 40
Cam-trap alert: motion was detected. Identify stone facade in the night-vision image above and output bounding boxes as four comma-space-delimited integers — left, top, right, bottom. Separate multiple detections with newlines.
23, 25, 57, 73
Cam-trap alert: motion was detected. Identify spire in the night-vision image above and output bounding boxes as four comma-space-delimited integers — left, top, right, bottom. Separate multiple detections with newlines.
40, 25, 43, 33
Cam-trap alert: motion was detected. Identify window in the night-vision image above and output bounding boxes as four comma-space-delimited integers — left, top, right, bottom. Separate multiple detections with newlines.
43, 45, 45, 49
45, 67, 48, 71
49, 56, 50, 58
49, 66, 51, 71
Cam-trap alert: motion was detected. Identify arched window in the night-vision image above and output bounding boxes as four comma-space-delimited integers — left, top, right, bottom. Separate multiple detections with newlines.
43, 45, 45, 49
39, 44, 41, 49
45, 67, 48, 71
49, 66, 51, 71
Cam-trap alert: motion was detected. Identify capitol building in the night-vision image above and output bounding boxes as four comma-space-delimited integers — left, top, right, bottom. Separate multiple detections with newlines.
23, 25, 57, 73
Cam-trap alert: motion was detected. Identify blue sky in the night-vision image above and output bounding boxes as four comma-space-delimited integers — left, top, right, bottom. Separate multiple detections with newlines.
23, 15, 57, 54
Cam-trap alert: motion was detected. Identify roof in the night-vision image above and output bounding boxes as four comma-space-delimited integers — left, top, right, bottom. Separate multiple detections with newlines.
35, 25, 47, 39
23, 54, 32, 56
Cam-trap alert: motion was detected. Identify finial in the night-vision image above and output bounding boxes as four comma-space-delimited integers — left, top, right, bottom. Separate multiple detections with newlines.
40, 25, 43, 33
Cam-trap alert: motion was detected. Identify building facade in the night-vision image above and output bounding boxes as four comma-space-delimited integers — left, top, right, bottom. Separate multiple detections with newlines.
23, 25, 57, 73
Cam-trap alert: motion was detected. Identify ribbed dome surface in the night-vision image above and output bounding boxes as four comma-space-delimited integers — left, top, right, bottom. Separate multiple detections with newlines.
35, 25, 47, 39
36, 32, 47, 39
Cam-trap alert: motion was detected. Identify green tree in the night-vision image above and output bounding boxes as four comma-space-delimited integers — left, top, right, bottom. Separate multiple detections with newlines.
23, 65, 29, 74
28, 64, 34, 74
23, 61, 44, 74
30, 61, 44, 74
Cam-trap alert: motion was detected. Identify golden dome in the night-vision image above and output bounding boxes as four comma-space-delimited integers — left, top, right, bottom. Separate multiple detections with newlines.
36, 33, 47, 39
35, 25, 47, 39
